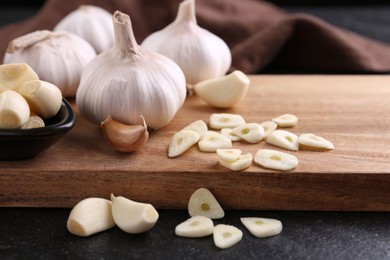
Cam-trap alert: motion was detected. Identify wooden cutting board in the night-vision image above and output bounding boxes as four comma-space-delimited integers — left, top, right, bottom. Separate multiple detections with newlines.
1, 75, 389, 211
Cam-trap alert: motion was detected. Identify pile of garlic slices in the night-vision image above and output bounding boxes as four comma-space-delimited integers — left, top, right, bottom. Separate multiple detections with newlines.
0, 63, 62, 129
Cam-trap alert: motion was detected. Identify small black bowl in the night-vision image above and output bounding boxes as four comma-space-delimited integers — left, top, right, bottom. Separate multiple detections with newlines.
0, 98, 76, 160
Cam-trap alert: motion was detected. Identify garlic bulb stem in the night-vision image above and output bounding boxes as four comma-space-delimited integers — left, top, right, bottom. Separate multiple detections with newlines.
113, 11, 139, 55
174, 0, 196, 23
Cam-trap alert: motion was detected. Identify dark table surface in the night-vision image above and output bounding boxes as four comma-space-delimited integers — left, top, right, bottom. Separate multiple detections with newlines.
1, 2, 390, 259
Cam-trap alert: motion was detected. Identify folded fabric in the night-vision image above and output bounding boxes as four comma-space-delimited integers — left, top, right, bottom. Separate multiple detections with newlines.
1, 0, 390, 73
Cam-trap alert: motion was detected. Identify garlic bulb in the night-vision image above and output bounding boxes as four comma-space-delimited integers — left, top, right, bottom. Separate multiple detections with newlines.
76, 11, 186, 129
54, 5, 115, 54
4, 30, 96, 97
141, 0, 231, 85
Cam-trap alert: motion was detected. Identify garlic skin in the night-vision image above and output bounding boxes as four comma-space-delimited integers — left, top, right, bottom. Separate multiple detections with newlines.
141, 0, 231, 85
76, 11, 186, 129
4, 30, 96, 97
54, 5, 114, 54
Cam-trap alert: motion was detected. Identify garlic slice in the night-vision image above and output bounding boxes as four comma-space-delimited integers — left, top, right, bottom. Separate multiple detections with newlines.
21, 112, 45, 129
272, 113, 298, 127
298, 133, 335, 151
218, 153, 253, 171
111, 194, 159, 234
260, 121, 278, 138
0, 63, 39, 91
67, 197, 115, 237
194, 70, 250, 108
254, 149, 299, 171
220, 128, 242, 141
0, 90, 30, 129
240, 217, 283, 238
198, 131, 232, 152
266, 130, 299, 151
213, 224, 243, 249
188, 188, 225, 219
209, 113, 246, 129
175, 216, 214, 238
216, 148, 242, 163
168, 129, 200, 158
232, 123, 264, 143
182, 119, 208, 137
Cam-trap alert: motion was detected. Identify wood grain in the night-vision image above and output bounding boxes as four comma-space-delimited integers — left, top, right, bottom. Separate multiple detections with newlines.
1, 75, 390, 210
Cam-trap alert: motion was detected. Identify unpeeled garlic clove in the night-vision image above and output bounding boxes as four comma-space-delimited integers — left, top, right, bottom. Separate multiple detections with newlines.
67, 197, 115, 237
194, 70, 250, 108
101, 115, 149, 153
110, 194, 159, 234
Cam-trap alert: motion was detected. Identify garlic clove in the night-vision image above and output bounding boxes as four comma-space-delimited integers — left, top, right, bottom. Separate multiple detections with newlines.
218, 153, 253, 171
67, 197, 115, 237
240, 217, 283, 238
194, 70, 250, 108
18, 80, 62, 119
175, 216, 214, 238
209, 113, 246, 129
232, 123, 265, 143
213, 224, 243, 249
260, 121, 278, 138
298, 133, 335, 151
111, 194, 159, 234
216, 148, 242, 163
0, 63, 39, 91
101, 115, 149, 153
141, 0, 231, 85
188, 188, 225, 219
272, 113, 298, 128
220, 128, 242, 141
21, 112, 45, 129
0, 90, 30, 129
198, 131, 232, 152
168, 129, 200, 158
266, 129, 299, 151
254, 149, 299, 171
182, 119, 208, 137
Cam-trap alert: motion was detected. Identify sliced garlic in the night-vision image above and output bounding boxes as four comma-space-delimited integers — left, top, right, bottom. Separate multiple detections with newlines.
111, 194, 159, 234
168, 129, 200, 158
298, 133, 335, 151
240, 217, 283, 238
232, 123, 264, 143
216, 148, 242, 163
67, 197, 115, 237
266, 130, 299, 151
272, 113, 298, 127
198, 131, 232, 152
220, 128, 242, 141
254, 149, 298, 171
182, 119, 208, 137
175, 216, 214, 238
0, 63, 39, 91
260, 121, 277, 138
209, 113, 246, 129
213, 224, 243, 249
194, 70, 250, 108
0, 90, 30, 129
101, 115, 149, 153
218, 153, 253, 171
18, 80, 62, 119
21, 112, 45, 129
188, 188, 224, 219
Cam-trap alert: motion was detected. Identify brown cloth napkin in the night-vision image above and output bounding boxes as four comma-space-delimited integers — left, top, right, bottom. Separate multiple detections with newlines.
1, 0, 390, 73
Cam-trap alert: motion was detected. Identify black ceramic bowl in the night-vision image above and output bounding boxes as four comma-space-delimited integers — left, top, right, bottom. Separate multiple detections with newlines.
0, 98, 76, 160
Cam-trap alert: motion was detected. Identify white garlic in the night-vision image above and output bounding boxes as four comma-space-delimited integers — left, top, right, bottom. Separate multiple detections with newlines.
141, 0, 231, 85
0, 90, 30, 129
54, 5, 114, 54
76, 11, 186, 129
4, 30, 96, 97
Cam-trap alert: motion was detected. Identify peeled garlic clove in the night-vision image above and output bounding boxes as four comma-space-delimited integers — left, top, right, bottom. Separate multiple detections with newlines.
54, 5, 114, 53
141, 0, 231, 85
209, 113, 246, 129
194, 70, 250, 108
240, 217, 283, 238
216, 148, 242, 162
18, 80, 62, 119
188, 188, 224, 219
101, 115, 149, 153
213, 224, 243, 249
298, 133, 335, 151
272, 113, 298, 127
232, 123, 264, 143
67, 197, 115, 237
218, 153, 253, 171
111, 194, 159, 234
4, 30, 96, 97
21, 112, 45, 129
254, 149, 298, 171
182, 119, 208, 137
168, 129, 200, 158
266, 129, 299, 151
260, 121, 278, 138
198, 131, 232, 152
175, 216, 214, 238
0, 63, 39, 91
0, 90, 30, 129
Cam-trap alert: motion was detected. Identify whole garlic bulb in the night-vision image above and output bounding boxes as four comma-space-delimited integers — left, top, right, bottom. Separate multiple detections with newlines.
76, 11, 186, 129
54, 5, 115, 54
141, 0, 231, 85
4, 30, 96, 97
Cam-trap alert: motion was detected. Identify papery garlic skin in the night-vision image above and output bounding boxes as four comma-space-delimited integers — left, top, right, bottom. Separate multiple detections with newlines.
76, 11, 186, 129
141, 0, 231, 85
54, 5, 114, 54
4, 30, 96, 97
